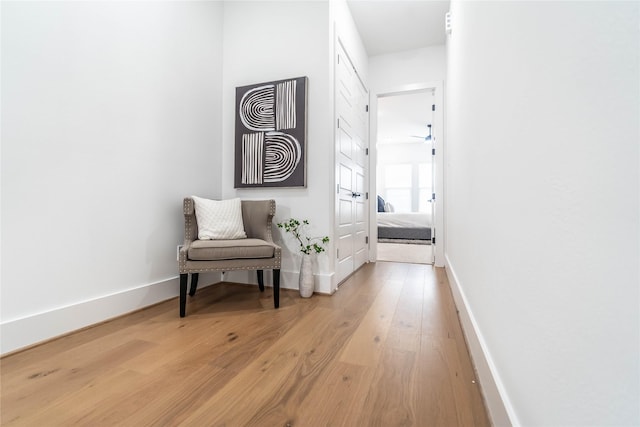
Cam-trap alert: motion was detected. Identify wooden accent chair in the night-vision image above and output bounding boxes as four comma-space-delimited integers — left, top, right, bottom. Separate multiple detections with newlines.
178, 198, 281, 317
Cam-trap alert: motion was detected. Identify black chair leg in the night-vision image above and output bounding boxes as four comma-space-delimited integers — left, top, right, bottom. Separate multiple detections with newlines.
273, 269, 280, 309
257, 270, 265, 292
189, 273, 199, 296
180, 274, 188, 317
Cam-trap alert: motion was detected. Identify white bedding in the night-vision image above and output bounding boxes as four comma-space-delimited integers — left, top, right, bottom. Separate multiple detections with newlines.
377, 211, 431, 228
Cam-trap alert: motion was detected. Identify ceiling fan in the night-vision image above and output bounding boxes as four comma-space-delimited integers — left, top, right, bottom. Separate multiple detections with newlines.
410, 124, 432, 142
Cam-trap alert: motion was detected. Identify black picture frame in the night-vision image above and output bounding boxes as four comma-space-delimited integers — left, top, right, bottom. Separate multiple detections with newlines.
234, 76, 308, 188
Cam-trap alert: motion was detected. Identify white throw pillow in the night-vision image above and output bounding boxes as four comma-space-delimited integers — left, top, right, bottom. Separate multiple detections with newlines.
191, 196, 247, 240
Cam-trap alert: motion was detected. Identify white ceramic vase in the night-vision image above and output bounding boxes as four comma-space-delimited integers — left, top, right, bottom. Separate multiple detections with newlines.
298, 253, 314, 298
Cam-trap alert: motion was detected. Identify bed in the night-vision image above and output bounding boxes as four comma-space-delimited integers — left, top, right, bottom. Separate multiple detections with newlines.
376, 195, 432, 242
377, 211, 432, 242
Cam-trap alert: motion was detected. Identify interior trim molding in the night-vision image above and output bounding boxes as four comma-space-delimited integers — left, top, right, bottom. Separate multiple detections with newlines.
0, 274, 220, 356
444, 255, 518, 427
224, 269, 333, 295
368, 80, 446, 268
0, 268, 329, 356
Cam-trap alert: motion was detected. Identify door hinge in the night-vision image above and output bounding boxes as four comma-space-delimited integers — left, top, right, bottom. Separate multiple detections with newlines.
337, 184, 340, 193
366, 105, 369, 112
432, 236, 436, 244
337, 118, 340, 128
366, 192, 369, 200
432, 104, 436, 111
432, 148, 436, 156
337, 249, 340, 259
365, 148, 369, 155
365, 236, 369, 244
432, 192, 436, 201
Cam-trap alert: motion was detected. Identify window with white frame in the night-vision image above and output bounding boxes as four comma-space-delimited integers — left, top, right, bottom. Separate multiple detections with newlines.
380, 161, 432, 213
384, 164, 412, 212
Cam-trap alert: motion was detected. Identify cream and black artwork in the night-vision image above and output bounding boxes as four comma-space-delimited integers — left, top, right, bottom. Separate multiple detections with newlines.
234, 77, 307, 188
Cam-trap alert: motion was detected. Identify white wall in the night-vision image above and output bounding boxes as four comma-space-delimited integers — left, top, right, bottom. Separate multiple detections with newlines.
0, 0, 363, 352
220, 1, 334, 292
220, 0, 367, 293
1, 1, 224, 354
369, 45, 446, 92
445, 1, 639, 425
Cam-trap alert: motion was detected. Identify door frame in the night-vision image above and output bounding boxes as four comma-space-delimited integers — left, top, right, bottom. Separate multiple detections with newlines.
369, 81, 445, 267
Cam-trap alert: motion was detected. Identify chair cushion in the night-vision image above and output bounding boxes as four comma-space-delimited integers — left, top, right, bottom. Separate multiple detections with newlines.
188, 238, 275, 261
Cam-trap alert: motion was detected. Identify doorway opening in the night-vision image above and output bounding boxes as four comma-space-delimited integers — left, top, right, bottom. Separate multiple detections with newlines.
374, 89, 434, 265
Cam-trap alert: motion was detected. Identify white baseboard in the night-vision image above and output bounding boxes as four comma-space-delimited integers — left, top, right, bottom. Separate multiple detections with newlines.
223, 269, 334, 294
444, 255, 518, 427
314, 272, 334, 294
0, 272, 221, 356
0, 268, 333, 356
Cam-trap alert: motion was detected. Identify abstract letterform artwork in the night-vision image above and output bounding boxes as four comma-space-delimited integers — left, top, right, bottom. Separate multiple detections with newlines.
234, 76, 307, 188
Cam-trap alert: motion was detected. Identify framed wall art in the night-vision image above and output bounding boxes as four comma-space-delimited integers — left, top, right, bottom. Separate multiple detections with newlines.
234, 76, 307, 188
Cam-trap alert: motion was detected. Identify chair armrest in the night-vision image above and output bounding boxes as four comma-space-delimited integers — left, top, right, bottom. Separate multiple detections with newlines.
183, 197, 198, 244
179, 197, 197, 272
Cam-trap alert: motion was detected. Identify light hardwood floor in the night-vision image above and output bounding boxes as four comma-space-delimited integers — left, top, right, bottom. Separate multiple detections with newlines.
0, 262, 490, 426
377, 242, 432, 264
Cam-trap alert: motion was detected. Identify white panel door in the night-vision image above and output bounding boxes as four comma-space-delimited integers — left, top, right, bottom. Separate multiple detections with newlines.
335, 42, 369, 286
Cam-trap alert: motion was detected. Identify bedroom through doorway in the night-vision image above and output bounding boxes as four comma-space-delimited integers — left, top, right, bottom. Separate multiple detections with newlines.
375, 89, 434, 265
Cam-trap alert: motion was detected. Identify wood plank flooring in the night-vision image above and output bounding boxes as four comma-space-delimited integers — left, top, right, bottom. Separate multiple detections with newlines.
0, 262, 490, 426
377, 242, 432, 265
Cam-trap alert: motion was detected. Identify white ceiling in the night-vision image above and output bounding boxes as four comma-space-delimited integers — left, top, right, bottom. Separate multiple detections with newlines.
377, 90, 434, 144
347, 0, 450, 56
